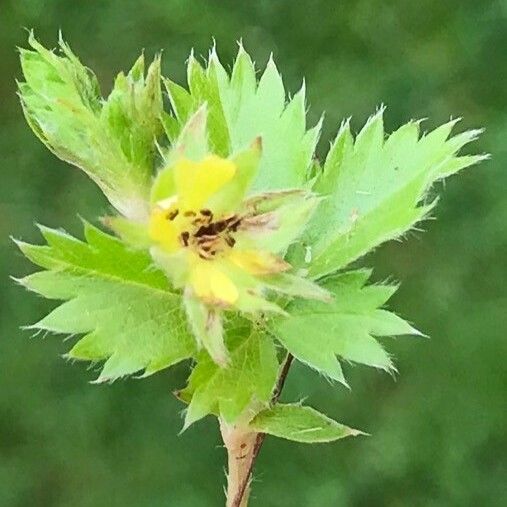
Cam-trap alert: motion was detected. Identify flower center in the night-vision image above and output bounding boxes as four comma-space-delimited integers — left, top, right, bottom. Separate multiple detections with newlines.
168, 207, 242, 260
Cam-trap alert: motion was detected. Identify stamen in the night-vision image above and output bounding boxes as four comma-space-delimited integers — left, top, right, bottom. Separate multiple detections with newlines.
186, 212, 241, 258
199, 250, 214, 260
167, 209, 179, 221
228, 219, 241, 232
180, 231, 190, 247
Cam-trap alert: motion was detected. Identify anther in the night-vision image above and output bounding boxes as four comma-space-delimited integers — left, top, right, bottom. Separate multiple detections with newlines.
180, 231, 190, 247
167, 209, 179, 221
229, 219, 241, 232
225, 236, 236, 247
199, 251, 213, 260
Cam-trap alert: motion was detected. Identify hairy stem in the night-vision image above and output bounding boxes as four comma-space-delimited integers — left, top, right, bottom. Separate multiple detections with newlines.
223, 353, 294, 507
221, 422, 257, 507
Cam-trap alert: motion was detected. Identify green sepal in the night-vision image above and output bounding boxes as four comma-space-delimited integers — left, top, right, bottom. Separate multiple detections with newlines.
101, 52, 163, 177
101, 216, 151, 249
184, 294, 229, 367
263, 273, 332, 302
149, 247, 189, 289
207, 137, 262, 214
151, 105, 209, 204
237, 190, 321, 254
169, 103, 209, 162
164, 78, 193, 124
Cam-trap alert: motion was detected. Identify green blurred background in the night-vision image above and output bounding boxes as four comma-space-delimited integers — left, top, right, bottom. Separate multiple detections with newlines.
1, 1, 506, 506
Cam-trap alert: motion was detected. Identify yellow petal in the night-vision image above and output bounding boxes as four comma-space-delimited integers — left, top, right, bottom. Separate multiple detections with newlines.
228, 249, 291, 275
148, 207, 181, 252
175, 155, 236, 210
189, 261, 239, 306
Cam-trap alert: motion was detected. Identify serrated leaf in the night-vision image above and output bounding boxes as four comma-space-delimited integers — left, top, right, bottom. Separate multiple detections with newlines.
100, 52, 163, 177
269, 270, 421, 384
189, 53, 230, 156
180, 326, 279, 428
162, 46, 320, 193
18, 34, 163, 220
250, 404, 363, 443
307, 111, 485, 278
15, 223, 195, 381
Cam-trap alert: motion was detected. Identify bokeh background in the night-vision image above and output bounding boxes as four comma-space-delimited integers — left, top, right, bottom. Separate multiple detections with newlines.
1, 1, 506, 506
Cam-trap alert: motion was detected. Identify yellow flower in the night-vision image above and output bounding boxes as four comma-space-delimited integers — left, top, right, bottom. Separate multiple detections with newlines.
104, 123, 327, 366
148, 155, 290, 307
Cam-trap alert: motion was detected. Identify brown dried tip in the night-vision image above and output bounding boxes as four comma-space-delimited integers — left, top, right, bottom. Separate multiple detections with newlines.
252, 136, 263, 151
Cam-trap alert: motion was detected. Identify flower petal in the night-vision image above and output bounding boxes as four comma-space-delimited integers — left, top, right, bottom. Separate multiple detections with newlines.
228, 249, 290, 275
175, 156, 236, 210
149, 207, 181, 252
189, 261, 239, 305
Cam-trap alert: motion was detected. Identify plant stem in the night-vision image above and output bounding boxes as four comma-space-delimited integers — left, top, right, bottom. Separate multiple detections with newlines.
223, 353, 294, 507
270, 352, 294, 405
221, 422, 257, 507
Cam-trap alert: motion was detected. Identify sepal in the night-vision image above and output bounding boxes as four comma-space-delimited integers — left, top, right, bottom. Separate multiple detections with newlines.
184, 293, 229, 367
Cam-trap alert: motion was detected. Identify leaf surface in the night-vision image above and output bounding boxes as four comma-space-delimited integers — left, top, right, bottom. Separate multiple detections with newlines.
164, 46, 320, 192
179, 324, 279, 428
306, 112, 486, 277
19, 34, 163, 219
269, 270, 421, 384
250, 404, 363, 443
16, 223, 195, 381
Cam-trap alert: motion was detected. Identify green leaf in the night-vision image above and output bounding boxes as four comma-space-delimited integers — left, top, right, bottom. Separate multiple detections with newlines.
250, 404, 364, 443
179, 325, 279, 428
163, 46, 320, 192
269, 270, 421, 384
164, 78, 192, 124
164, 104, 209, 164
187, 52, 230, 156
306, 111, 486, 278
100, 52, 163, 177
18, 33, 163, 220
15, 222, 195, 382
